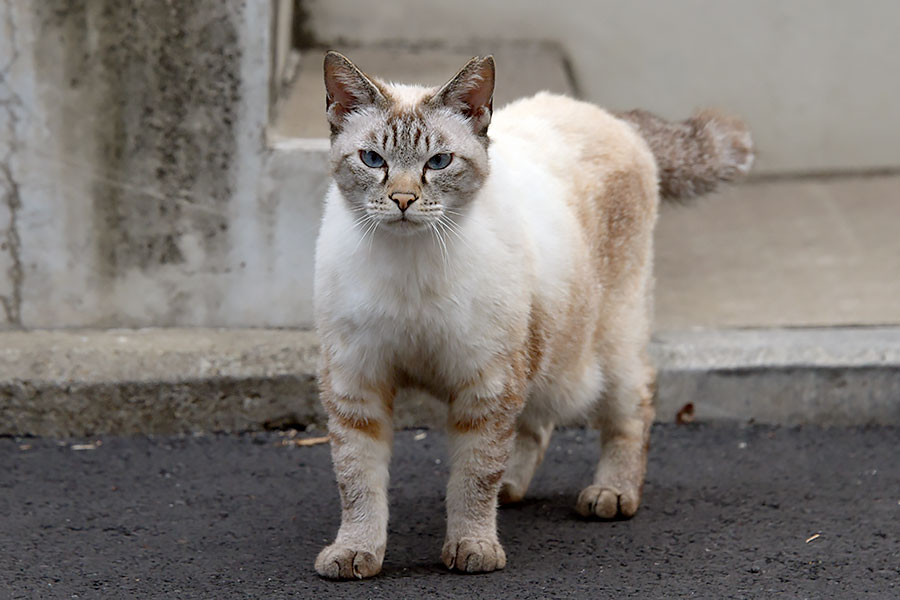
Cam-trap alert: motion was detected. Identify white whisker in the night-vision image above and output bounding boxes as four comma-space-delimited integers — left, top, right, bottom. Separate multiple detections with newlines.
352, 217, 379, 254
438, 214, 473, 253
367, 222, 379, 254
351, 213, 373, 229
429, 221, 450, 275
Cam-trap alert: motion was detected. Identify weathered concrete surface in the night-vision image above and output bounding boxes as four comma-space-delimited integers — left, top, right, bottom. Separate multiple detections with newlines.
2, 327, 899, 437
655, 174, 900, 330
1, 426, 897, 598
6, 2, 254, 327
0, 2, 23, 327
651, 328, 900, 425
0, 329, 323, 437
272, 42, 576, 139
239, 139, 329, 328
0, 1, 334, 331
309, 0, 900, 174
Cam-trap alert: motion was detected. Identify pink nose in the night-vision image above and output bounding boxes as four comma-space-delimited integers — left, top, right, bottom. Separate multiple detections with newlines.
390, 192, 418, 211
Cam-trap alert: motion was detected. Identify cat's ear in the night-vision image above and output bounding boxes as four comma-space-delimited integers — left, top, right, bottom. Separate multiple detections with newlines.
323, 51, 386, 133
430, 56, 495, 136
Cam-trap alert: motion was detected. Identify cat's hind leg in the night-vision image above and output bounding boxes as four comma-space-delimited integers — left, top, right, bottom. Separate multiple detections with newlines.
576, 359, 655, 519
498, 406, 554, 505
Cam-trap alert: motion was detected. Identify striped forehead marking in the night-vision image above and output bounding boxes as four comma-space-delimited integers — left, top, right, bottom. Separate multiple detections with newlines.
364, 111, 446, 160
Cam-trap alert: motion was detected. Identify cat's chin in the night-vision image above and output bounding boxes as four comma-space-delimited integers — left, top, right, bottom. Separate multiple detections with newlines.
379, 217, 432, 237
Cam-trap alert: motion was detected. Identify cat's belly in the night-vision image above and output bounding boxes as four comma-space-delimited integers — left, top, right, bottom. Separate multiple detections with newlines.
525, 359, 606, 425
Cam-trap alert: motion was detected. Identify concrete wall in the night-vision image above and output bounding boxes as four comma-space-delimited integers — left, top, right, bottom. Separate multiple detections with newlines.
308, 0, 900, 175
3, 1, 896, 331
0, 1, 328, 330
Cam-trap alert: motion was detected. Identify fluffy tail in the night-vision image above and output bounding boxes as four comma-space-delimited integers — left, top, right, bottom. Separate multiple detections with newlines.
616, 108, 754, 202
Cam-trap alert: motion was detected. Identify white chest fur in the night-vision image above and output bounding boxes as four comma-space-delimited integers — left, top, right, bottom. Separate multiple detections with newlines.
314, 131, 587, 393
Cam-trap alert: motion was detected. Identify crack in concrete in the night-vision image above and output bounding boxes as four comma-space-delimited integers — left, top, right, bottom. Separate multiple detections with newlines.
0, 163, 23, 326
1, 3, 24, 326
0, 2, 19, 84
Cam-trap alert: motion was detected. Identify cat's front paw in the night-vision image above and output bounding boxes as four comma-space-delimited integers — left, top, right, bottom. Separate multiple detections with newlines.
576, 484, 641, 519
315, 543, 384, 580
441, 536, 507, 573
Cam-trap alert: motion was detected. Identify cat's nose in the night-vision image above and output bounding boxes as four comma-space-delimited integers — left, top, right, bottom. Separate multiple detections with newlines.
390, 192, 418, 212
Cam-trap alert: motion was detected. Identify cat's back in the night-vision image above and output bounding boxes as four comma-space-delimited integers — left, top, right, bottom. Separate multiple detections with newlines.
491, 92, 653, 169
489, 92, 659, 272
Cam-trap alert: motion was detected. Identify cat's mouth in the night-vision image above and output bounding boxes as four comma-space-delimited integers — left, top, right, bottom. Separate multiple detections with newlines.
387, 215, 424, 226
381, 214, 432, 234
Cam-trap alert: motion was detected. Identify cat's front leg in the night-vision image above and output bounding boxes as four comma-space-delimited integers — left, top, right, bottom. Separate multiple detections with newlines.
443, 363, 525, 573
315, 366, 395, 580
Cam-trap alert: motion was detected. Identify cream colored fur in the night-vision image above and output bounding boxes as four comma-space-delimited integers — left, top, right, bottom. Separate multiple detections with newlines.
313, 52, 750, 580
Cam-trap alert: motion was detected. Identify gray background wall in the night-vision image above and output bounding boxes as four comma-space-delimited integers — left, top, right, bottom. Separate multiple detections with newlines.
309, 0, 900, 175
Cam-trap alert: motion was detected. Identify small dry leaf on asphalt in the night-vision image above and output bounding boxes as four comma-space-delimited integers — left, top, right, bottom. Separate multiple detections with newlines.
675, 403, 695, 425
277, 436, 330, 447
805, 533, 821, 543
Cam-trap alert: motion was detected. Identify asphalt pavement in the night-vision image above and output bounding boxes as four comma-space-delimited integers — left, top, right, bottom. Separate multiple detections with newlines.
2, 424, 897, 599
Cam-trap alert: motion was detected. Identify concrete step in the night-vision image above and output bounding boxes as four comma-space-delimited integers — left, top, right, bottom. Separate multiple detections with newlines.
2, 328, 898, 437
271, 42, 576, 139
655, 174, 900, 330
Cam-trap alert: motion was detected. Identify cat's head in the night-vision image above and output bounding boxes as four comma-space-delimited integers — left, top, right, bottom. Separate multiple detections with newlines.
323, 51, 494, 236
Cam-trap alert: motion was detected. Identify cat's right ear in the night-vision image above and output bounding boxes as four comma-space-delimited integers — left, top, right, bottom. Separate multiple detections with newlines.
323, 51, 386, 133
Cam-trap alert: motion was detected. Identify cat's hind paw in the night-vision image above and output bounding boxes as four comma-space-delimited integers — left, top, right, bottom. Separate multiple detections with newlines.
315, 543, 384, 580
576, 484, 640, 519
442, 537, 507, 573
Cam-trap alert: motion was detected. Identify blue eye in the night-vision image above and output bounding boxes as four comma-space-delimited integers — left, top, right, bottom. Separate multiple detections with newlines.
360, 150, 386, 168
426, 153, 453, 170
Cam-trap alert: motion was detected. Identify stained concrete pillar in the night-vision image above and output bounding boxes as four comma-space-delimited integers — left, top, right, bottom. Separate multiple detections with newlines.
0, 0, 325, 330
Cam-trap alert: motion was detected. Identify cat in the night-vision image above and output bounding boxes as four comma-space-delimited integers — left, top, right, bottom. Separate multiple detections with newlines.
312, 50, 753, 579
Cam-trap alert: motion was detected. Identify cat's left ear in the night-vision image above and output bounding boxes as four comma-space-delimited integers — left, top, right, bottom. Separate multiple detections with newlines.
430, 56, 495, 136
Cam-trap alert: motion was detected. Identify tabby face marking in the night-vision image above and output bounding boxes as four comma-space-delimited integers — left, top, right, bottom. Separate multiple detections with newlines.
324, 52, 494, 236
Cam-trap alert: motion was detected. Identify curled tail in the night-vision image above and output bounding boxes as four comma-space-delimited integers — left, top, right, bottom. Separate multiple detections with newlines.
617, 108, 754, 202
